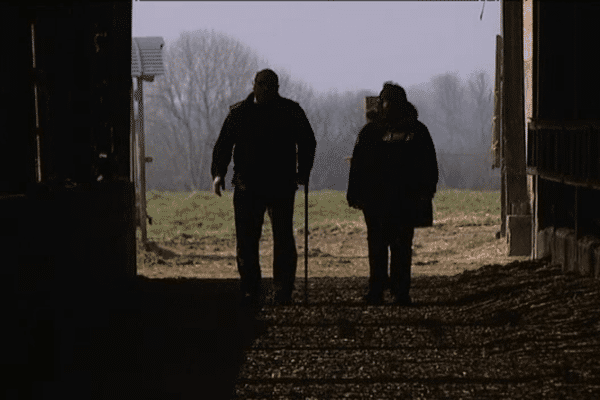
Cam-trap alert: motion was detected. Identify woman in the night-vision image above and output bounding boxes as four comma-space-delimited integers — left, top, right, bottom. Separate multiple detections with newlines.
347, 82, 438, 305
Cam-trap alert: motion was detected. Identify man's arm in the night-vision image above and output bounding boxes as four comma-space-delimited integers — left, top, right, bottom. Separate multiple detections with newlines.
294, 106, 317, 185
346, 125, 369, 208
211, 111, 237, 187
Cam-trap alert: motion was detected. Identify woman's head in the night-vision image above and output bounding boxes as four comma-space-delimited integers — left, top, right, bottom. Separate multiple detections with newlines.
378, 81, 407, 122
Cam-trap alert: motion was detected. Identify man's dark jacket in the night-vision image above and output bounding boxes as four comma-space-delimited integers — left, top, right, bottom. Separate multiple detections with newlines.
211, 92, 316, 193
346, 102, 438, 219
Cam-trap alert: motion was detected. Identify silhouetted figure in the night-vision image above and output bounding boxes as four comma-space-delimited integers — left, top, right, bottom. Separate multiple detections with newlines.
211, 69, 317, 307
347, 82, 438, 305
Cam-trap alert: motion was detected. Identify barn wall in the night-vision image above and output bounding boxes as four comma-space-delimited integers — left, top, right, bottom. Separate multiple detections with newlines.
0, 6, 38, 192
1, 2, 135, 295
528, 1, 600, 277
524, 0, 535, 220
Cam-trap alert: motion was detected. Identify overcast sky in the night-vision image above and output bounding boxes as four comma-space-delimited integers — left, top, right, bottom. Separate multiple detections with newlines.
132, 1, 501, 94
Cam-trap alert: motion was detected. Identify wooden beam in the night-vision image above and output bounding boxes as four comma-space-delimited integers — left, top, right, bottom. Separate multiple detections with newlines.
503, 0, 531, 256
493, 34, 506, 237
492, 35, 503, 171
503, 0, 528, 212
135, 77, 148, 246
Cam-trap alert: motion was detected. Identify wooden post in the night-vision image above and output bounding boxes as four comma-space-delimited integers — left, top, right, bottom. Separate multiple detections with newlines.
501, 168, 506, 236
574, 186, 580, 240
492, 34, 505, 237
135, 77, 148, 246
31, 21, 43, 183
503, 0, 531, 256
130, 79, 136, 187
531, 0, 542, 258
503, 0, 528, 209
365, 96, 378, 123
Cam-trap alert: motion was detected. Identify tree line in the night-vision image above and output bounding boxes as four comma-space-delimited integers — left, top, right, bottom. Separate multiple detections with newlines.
142, 29, 499, 193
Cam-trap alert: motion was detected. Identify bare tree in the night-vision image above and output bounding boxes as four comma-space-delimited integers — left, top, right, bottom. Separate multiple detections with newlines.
277, 69, 317, 114
417, 71, 498, 190
466, 70, 493, 155
144, 30, 261, 190
338, 90, 370, 144
142, 34, 498, 192
307, 90, 372, 190
431, 72, 467, 153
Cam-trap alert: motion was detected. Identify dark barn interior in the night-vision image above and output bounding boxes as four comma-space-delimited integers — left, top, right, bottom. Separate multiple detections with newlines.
2, 2, 265, 399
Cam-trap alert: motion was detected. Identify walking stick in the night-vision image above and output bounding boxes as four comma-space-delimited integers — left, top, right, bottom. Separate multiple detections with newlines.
304, 180, 309, 304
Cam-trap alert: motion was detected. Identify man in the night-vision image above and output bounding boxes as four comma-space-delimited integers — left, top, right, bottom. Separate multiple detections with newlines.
347, 82, 438, 305
211, 69, 316, 307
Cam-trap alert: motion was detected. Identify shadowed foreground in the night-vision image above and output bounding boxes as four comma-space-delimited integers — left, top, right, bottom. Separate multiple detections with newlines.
6, 278, 266, 400
7, 258, 600, 399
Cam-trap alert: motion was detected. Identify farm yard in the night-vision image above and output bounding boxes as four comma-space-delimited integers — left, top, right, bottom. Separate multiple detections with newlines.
125, 189, 600, 398
136, 189, 524, 279
8, 1, 599, 398
8, 190, 600, 399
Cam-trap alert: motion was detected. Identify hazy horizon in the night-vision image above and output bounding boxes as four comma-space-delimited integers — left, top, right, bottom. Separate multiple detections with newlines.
132, 1, 501, 95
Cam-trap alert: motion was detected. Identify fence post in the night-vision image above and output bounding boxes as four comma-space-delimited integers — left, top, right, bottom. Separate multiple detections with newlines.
135, 77, 148, 247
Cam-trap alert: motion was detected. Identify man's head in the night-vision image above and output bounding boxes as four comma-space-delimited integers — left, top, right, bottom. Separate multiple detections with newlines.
253, 69, 279, 104
379, 81, 407, 122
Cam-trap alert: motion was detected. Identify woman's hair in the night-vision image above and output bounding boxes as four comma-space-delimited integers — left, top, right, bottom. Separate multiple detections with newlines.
401, 101, 418, 121
369, 99, 419, 124
379, 81, 407, 104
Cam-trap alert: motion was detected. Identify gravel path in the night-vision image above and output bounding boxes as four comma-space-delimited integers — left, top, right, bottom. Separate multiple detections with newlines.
11, 257, 600, 399
233, 259, 600, 399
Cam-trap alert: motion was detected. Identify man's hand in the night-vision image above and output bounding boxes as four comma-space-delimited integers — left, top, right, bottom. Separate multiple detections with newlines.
418, 189, 435, 201
347, 197, 363, 210
295, 173, 309, 187
348, 202, 362, 210
213, 176, 225, 197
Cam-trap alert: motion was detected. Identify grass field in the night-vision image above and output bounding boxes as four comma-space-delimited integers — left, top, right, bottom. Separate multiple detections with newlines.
137, 189, 528, 279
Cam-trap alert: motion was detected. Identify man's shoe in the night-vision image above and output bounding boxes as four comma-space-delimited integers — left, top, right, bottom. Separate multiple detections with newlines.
273, 298, 292, 306
273, 285, 293, 306
392, 294, 412, 306
363, 292, 383, 305
273, 292, 292, 306
241, 292, 263, 310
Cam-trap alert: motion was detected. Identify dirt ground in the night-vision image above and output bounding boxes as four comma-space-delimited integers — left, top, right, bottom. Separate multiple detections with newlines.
232, 260, 600, 398
13, 223, 599, 399
128, 223, 600, 398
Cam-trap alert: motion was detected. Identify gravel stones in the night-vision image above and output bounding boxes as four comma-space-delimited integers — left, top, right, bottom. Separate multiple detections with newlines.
233, 259, 600, 398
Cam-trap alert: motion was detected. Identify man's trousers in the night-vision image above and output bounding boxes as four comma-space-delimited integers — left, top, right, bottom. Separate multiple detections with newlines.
233, 187, 297, 300
363, 210, 415, 298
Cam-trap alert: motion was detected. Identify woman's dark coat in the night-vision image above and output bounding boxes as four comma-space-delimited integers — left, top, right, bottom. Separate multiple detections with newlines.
346, 102, 439, 221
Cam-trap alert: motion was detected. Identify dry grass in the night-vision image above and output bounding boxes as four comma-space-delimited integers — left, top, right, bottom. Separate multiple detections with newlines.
136, 189, 528, 279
